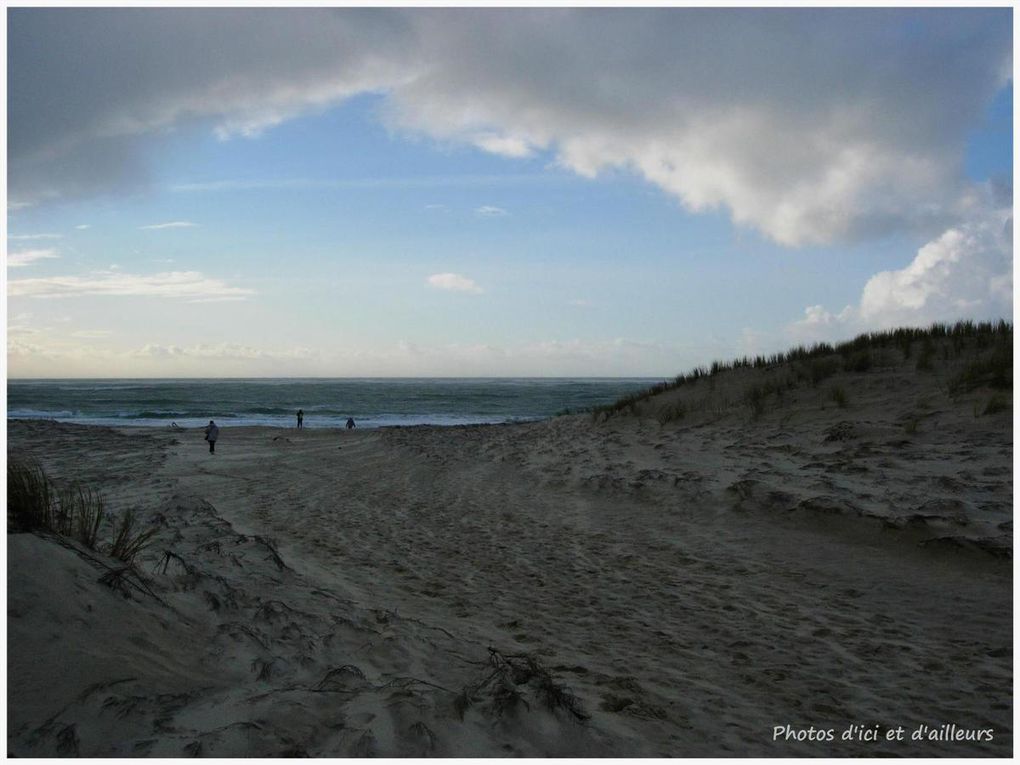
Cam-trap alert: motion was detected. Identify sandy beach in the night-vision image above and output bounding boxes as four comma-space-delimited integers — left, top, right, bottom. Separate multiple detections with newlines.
7, 346, 1013, 757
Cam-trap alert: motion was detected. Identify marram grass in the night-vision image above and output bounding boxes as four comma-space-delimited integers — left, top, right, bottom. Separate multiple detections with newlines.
7, 458, 156, 563
592, 319, 1011, 420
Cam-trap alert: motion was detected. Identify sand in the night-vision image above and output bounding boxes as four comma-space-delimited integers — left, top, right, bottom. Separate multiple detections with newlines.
6, 357, 1013, 756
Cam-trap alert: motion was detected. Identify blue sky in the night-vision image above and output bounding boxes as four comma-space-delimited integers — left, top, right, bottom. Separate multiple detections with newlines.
6, 8, 1013, 377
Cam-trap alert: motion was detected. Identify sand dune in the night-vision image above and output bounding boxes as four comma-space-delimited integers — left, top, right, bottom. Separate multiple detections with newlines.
6, 341, 1013, 756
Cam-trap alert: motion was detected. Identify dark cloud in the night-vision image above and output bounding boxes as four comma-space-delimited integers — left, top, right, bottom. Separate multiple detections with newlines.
8, 8, 1011, 244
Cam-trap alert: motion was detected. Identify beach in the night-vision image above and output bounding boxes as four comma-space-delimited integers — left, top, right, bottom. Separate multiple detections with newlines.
6, 348, 1012, 757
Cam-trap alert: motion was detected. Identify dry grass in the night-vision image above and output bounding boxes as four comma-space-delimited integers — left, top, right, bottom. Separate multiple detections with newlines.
108, 509, 158, 564
830, 386, 848, 409
457, 648, 590, 722
592, 319, 1011, 421
8, 459, 56, 532
7, 457, 156, 564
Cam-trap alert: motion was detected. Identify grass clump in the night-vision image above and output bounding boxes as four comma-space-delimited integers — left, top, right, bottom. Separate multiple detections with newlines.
55, 484, 105, 549
7, 458, 156, 563
949, 341, 1012, 394
109, 509, 158, 564
8, 459, 56, 532
830, 386, 848, 408
656, 402, 686, 424
845, 351, 872, 373
808, 357, 841, 385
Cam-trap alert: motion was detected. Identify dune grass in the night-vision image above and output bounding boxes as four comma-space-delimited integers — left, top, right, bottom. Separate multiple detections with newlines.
7, 458, 156, 563
109, 509, 158, 563
830, 386, 849, 409
949, 341, 1012, 395
592, 319, 1011, 420
7, 460, 56, 533
55, 484, 105, 549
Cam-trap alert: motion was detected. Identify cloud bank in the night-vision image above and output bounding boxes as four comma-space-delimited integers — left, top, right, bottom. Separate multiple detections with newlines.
8, 8, 1011, 245
8, 249, 60, 268
8, 269, 255, 302
790, 199, 1012, 342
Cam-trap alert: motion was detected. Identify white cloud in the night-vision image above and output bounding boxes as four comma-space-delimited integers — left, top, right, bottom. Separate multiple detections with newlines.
788, 203, 1012, 342
71, 329, 112, 339
8, 233, 63, 241
7, 249, 60, 268
8, 9, 1009, 245
859, 211, 1012, 328
426, 272, 484, 294
75, 224, 91, 230
475, 205, 508, 217
7, 329, 718, 378
139, 221, 198, 230
7, 335, 315, 377
8, 269, 255, 301
472, 133, 534, 158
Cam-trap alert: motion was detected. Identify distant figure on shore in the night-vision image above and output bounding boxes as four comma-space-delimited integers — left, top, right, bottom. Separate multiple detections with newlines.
204, 420, 220, 454
297, 409, 304, 429
346, 417, 356, 430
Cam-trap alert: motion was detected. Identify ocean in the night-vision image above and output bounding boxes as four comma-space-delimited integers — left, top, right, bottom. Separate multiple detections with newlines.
6, 378, 659, 429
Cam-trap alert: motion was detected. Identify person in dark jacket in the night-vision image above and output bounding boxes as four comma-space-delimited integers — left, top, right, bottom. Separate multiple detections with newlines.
204, 420, 220, 454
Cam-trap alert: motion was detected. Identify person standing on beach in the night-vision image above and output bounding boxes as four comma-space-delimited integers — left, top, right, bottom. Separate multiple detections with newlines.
346, 417, 356, 430
297, 409, 304, 429
204, 420, 220, 454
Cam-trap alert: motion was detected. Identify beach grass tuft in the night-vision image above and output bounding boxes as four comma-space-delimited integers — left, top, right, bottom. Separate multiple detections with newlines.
830, 386, 848, 408
109, 509, 158, 564
8, 459, 56, 532
8, 457, 157, 563
949, 341, 1012, 395
57, 485, 105, 549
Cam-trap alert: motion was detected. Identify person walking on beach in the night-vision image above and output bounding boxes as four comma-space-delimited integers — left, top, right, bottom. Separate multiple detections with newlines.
297, 409, 304, 429
204, 420, 220, 454
346, 417, 356, 430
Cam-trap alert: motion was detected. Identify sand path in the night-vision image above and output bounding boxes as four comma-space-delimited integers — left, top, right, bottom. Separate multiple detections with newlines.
149, 417, 1011, 756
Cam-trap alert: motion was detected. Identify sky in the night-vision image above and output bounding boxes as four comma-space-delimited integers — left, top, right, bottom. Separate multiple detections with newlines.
5, 6, 1013, 378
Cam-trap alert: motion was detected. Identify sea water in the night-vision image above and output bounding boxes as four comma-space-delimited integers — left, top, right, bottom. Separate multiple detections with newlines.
7, 378, 658, 429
